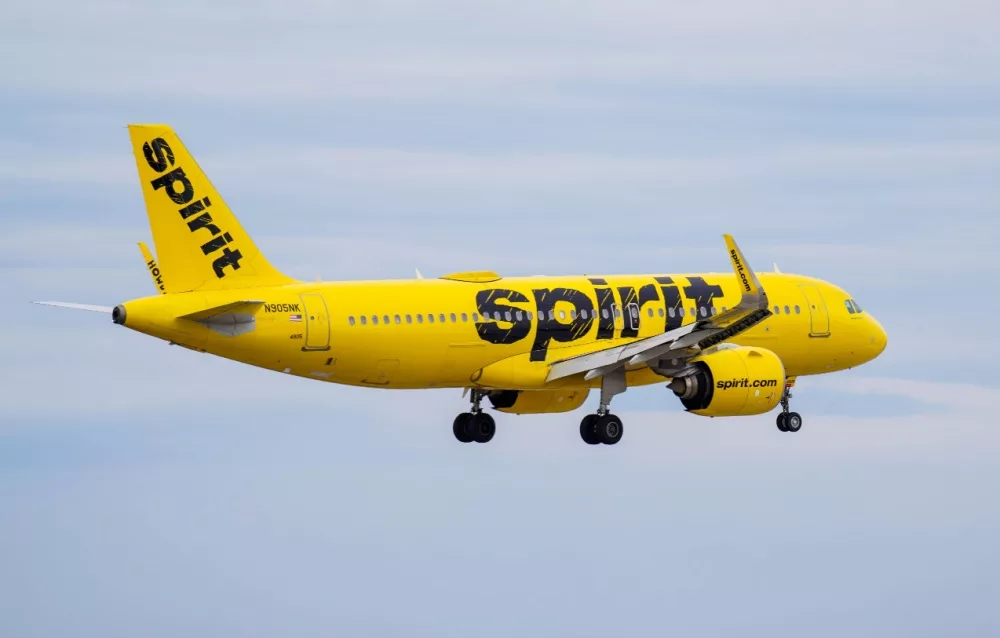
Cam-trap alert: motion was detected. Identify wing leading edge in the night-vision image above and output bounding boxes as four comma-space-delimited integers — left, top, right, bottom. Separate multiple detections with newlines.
546, 234, 772, 383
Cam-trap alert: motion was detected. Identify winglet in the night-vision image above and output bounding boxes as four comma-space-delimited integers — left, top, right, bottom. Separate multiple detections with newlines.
138, 242, 168, 294
723, 234, 768, 309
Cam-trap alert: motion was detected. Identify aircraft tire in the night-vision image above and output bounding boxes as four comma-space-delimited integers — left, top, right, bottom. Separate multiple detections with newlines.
596, 414, 624, 445
776, 413, 789, 432
472, 413, 496, 443
453, 413, 474, 443
785, 412, 802, 433
580, 415, 600, 445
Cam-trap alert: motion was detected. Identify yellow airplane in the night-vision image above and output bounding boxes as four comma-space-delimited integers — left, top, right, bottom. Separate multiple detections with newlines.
36, 125, 888, 445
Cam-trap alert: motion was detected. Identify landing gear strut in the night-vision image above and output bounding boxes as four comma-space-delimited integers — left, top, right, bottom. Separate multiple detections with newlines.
579, 367, 626, 445
776, 383, 802, 433
454, 389, 496, 443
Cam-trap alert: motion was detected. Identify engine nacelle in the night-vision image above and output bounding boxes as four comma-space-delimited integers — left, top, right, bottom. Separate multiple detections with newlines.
668, 346, 785, 417
487, 389, 590, 414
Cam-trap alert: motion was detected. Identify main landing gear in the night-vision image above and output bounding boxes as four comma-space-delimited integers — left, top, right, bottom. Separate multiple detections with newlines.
579, 367, 626, 445
453, 390, 496, 443
775, 383, 802, 433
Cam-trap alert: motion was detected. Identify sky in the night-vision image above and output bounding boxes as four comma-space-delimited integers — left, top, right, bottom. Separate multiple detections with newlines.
1, 0, 999, 635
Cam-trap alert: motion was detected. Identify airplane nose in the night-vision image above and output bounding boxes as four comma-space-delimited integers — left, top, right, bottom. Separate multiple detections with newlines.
870, 317, 887, 355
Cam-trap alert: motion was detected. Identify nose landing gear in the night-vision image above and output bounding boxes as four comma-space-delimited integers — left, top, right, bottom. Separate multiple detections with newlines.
776, 383, 802, 433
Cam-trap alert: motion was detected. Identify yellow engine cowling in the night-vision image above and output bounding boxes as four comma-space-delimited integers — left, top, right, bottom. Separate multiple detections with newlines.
668, 346, 785, 417
488, 389, 590, 414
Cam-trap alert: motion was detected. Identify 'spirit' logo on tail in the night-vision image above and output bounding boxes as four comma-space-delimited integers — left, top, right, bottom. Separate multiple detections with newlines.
142, 138, 243, 278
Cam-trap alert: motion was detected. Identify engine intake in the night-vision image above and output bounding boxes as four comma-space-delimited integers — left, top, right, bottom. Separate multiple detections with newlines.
669, 346, 785, 417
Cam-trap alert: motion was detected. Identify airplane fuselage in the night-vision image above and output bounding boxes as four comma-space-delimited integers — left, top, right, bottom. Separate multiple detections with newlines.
119, 271, 886, 391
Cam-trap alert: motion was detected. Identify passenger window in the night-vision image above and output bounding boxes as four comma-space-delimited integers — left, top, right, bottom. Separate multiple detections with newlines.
570, 310, 577, 320
783, 306, 790, 315
658, 308, 665, 317
722, 306, 728, 312
668, 307, 676, 318
416, 314, 423, 323
406, 315, 412, 324
494, 311, 502, 321
679, 307, 685, 317
372, 315, 379, 325
428, 314, 435, 323
348, 316, 356, 326
845, 300, 855, 314
450, 313, 457, 323
559, 310, 566, 320
613, 307, 621, 318
647, 308, 654, 318
690, 308, 696, 316
360, 316, 367, 325
516, 311, 523, 321
503, 311, 511, 322
579, 309, 587, 320
774, 306, 780, 314
461, 313, 468, 322
700, 307, 707, 317
383, 314, 390, 325
472, 313, 479, 322
794, 306, 800, 314
710, 307, 717, 316
438, 313, 446, 323
602, 309, 609, 319
527, 311, 533, 321
394, 315, 401, 324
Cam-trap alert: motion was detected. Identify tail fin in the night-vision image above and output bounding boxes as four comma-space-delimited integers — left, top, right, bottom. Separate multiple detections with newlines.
127, 124, 296, 293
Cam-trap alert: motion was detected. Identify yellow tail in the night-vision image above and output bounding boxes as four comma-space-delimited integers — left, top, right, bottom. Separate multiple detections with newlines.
127, 124, 296, 293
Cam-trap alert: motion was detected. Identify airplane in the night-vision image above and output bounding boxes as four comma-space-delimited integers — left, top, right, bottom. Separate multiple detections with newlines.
35, 125, 888, 446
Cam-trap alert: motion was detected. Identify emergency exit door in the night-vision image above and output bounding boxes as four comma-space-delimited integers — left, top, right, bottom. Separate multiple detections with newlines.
300, 294, 331, 351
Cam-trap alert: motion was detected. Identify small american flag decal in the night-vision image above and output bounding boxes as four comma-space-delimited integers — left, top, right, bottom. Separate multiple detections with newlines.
289, 314, 302, 322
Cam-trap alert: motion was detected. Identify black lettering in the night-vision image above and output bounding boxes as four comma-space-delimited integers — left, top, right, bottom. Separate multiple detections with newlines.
150, 167, 195, 205
655, 276, 684, 331
475, 289, 531, 345
212, 248, 243, 277
616, 283, 659, 338
683, 276, 724, 321
530, 287, 595, 362
187, 213, 221, 237
592, 284, 616, 340
178, 197, 212, 220
142, 138, 174, 173
201, 231, 233, 255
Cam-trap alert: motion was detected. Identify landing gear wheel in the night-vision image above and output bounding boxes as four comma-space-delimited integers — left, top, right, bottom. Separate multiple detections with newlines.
776, 413, 788, 432
453, 413, 473, 443
596, 414, 624, 445
580, 414, 600, 445
472, 413, 496, 443
785, 412, 802, 433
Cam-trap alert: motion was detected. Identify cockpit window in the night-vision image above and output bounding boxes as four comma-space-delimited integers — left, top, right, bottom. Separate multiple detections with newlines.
845, 300, 855, 314
846, 299, 864, 314
852, 299, 863, 312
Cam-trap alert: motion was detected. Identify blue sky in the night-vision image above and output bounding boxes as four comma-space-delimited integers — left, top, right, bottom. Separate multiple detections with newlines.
1, 1, 999, 635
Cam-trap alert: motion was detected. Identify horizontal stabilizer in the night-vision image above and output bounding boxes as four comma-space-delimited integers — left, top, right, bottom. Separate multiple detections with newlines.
177, 300, 264, 321
33, 301, 113, 313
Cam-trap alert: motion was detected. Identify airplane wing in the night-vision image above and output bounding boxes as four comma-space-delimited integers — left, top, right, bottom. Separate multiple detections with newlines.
546, 234, 772, 382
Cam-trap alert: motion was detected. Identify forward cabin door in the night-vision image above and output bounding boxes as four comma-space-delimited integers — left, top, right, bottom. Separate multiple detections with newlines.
300, 293, 331, 351
798, 284, 830, 337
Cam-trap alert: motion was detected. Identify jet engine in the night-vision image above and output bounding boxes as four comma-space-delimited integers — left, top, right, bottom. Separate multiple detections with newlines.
487, 389, 590, 414
667, 346, 785, 417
